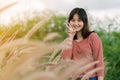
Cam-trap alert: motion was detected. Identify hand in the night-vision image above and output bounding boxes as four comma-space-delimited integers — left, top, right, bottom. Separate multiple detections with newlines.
63, 37, 73, 49
98, 76, 104, 80
65, 22, 76, 38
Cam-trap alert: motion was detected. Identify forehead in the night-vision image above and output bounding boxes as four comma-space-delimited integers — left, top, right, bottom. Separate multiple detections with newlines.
72, 14, 80, 19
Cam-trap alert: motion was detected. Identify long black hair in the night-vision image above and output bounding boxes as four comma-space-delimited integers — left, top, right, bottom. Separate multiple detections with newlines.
68, 8, 93, 39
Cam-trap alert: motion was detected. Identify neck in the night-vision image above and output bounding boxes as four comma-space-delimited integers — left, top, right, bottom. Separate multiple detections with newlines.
76, 31, 83, 40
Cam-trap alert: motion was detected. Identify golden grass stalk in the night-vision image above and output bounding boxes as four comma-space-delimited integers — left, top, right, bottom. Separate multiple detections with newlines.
0, 27, 10, 45
23, 72, 58, 80
52, 55, 61, 63
2, 30, 18, 44
43, 32, 60, 42
72, 61, 100, 79
23, 16, 51, 40
81, 67, 102, 80
0, 1, 18, 13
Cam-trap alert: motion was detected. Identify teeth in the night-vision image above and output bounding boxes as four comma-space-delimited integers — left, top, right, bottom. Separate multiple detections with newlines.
73, 26, 80, 29
75, 27, 79, 28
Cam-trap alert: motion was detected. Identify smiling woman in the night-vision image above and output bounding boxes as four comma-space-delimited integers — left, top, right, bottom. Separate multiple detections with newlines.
61, 7, 105, 80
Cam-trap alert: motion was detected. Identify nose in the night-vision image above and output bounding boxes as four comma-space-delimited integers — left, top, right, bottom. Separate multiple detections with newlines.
74, 21, 79, 26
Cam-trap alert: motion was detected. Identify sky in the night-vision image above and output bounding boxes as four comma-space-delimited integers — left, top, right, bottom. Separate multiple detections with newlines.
0, 0, 120, 25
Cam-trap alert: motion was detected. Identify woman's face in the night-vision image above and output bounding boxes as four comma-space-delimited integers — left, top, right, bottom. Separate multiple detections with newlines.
69, 14, 84, 32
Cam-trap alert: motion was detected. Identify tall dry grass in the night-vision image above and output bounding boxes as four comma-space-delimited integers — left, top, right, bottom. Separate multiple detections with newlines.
0, 3, 102, 80
0, 18, 102, 80
0, 16, 54, 80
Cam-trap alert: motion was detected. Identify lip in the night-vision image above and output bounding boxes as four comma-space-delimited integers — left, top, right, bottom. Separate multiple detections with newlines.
74, 26, 80, 29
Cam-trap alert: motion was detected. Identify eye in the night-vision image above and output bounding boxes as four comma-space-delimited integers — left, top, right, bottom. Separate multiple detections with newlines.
78, 19, 82, 22
70, 19, 75, 22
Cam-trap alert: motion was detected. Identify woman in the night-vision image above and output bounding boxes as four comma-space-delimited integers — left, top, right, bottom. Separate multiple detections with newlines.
61, 8, 104, 80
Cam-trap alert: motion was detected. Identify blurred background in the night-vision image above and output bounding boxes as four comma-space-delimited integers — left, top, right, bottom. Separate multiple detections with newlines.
0, 0, 120, 80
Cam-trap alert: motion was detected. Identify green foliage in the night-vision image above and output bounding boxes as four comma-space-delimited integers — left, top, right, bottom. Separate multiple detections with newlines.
31, 15, 67, 41
98, 30, 120, 80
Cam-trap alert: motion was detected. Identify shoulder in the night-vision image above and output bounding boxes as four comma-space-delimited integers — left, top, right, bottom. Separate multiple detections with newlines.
89, 32, 99, 38
88, 32, 101, 41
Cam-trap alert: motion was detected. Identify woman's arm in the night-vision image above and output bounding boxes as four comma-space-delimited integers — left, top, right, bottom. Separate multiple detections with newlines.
90, 33, 105, 79
61, 22, 76, 60
61, 37, 73, 60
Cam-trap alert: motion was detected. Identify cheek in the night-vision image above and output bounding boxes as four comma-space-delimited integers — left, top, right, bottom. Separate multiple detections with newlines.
79, 22, 84, 25
69, 22, 74, 26
82, 23, 84, 25
82, 22, 84, 25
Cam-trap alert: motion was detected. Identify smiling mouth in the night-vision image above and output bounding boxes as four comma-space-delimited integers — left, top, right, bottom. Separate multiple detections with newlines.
74, 26, 80, 29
